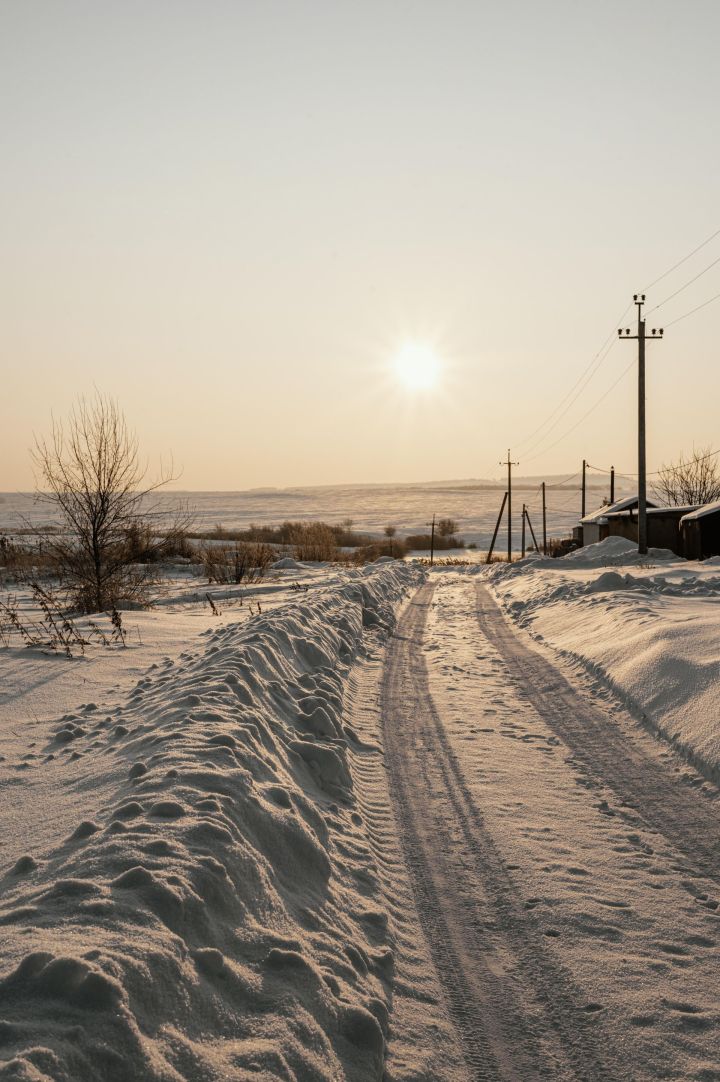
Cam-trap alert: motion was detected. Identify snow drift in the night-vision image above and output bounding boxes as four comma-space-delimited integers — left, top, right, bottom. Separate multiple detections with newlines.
0, 562, 420, 1082
479, 537, 720, 782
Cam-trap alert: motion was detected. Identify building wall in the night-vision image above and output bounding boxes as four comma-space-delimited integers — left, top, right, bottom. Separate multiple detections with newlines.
647, 516, 684, 556
700, 516, 720, 558
583, 522, 602, 545
605, 513, 684, 556
681, 521, 702, 560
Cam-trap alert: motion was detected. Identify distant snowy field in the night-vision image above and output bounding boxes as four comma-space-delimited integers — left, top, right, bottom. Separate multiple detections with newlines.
482, 537, 720, 781
0, 478, 625, 549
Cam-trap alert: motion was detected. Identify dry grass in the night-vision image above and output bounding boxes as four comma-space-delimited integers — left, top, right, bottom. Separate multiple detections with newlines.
200, 542, 275, 585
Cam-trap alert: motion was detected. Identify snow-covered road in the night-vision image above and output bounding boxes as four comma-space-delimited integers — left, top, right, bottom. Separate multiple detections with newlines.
380, 576, 720, 1082
2, 549, 719, 1081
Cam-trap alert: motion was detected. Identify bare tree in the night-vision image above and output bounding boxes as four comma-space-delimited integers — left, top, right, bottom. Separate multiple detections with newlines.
652, 447, 720, 508
437, 517, 459, 538
32, 394, 191, 612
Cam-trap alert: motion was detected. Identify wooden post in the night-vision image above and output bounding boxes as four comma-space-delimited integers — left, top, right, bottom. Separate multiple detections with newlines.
541, 481, 547, 555
500, 449, 519, 562
582, 458, 587, 519
638, 314, 647, 555
526, 508, 540, 552
521, 504, 527, 558
618, 295, 663, 557
610, 465, 615, 504
486, 492, 508, 564
430, 513, 435, 567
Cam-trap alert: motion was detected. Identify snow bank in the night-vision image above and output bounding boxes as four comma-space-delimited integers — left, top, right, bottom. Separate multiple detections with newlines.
271, 557, 303, 570
561, 535, 676, 567
481, 537, 720, 781
0, 562, 421, 1082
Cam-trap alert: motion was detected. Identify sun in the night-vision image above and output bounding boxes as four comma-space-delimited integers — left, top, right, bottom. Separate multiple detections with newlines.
392, 342, 442, 391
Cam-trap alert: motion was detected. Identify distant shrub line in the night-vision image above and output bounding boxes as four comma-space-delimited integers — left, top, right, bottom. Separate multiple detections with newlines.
0, 517, 469, 619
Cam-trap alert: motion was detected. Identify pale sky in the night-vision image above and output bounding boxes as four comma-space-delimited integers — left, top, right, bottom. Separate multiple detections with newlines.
2, 0, 719, 490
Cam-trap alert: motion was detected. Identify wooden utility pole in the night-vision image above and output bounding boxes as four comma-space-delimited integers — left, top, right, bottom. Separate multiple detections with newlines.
581, 459, 587, 519
619, 296, 664, 555
610, 466, 615, 504
500, 449, 519, 562
426, 514, 436, 566
525, 508, 540, 552
521, 503, 527, 557
541, 481, 547, 554
486, 492, 508, 563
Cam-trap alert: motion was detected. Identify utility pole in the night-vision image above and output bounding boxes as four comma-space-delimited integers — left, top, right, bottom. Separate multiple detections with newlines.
541, 481, 547, 555
426, 513, 436, 567
618, 296, 663, 555
500, 449, 519, 562
581, 459, 587, 519
486, 492, 508, 564
521, 503, 527, 558
525, 508, 540, 552
610, 466, 615, 504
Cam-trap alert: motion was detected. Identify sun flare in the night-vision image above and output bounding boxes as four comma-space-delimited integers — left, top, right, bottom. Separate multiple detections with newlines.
392, 342, 442, 391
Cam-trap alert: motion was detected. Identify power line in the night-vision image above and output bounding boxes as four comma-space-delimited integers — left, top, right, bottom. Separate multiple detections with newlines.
506, 228, 720, 472
611, 448, 720, 481
664, 288, 720, 327
523, 358, 636, 464
516, 335, 620, 459
643, 226, 720, 291
646, 252, 720, 316
511, 304, 632, 455
546, 471, 581, 489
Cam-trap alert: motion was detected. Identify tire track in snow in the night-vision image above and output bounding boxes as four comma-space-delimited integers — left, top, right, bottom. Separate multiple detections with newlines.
382, 582, 618, 1082
475, 582, 720, 887
344, 654, 468, 1082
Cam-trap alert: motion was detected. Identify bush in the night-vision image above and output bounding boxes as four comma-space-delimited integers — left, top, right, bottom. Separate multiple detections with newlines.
405, 533, 464, 551
437, 518, 459, 537
288, 523, 338, 562
348, 539, 408, 564
185, 520, 376, 549
200, 542, 275, 585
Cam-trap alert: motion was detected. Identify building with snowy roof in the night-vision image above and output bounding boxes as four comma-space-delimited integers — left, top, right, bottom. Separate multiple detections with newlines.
579, 497, 699, 556
679, 500, 720, 560
579, 496, 657, 546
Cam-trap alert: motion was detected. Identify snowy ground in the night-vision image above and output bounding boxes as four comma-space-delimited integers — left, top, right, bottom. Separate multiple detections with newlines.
482, 537, 720, 781
415, 574, 720, 1080
0, 560, 421, 1081
2, 537, 720, 1081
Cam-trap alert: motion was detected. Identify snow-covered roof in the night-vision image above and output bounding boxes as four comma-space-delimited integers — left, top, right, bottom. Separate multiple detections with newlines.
680, 499, 720, 524
580, 495, 656, 525
645, 505, 697, 517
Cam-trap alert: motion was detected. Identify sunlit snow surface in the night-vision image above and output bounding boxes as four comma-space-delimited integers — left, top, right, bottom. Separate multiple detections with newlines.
480, 536, 720, 778
423, 564, 720, 1082
0, 561, 421, 1082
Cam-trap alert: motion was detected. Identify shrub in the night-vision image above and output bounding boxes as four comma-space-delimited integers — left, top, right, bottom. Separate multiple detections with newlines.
289, 523, 338, 562
349, 539, 408, 564
200, 542, 274, 585
404, 533, 464, 551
